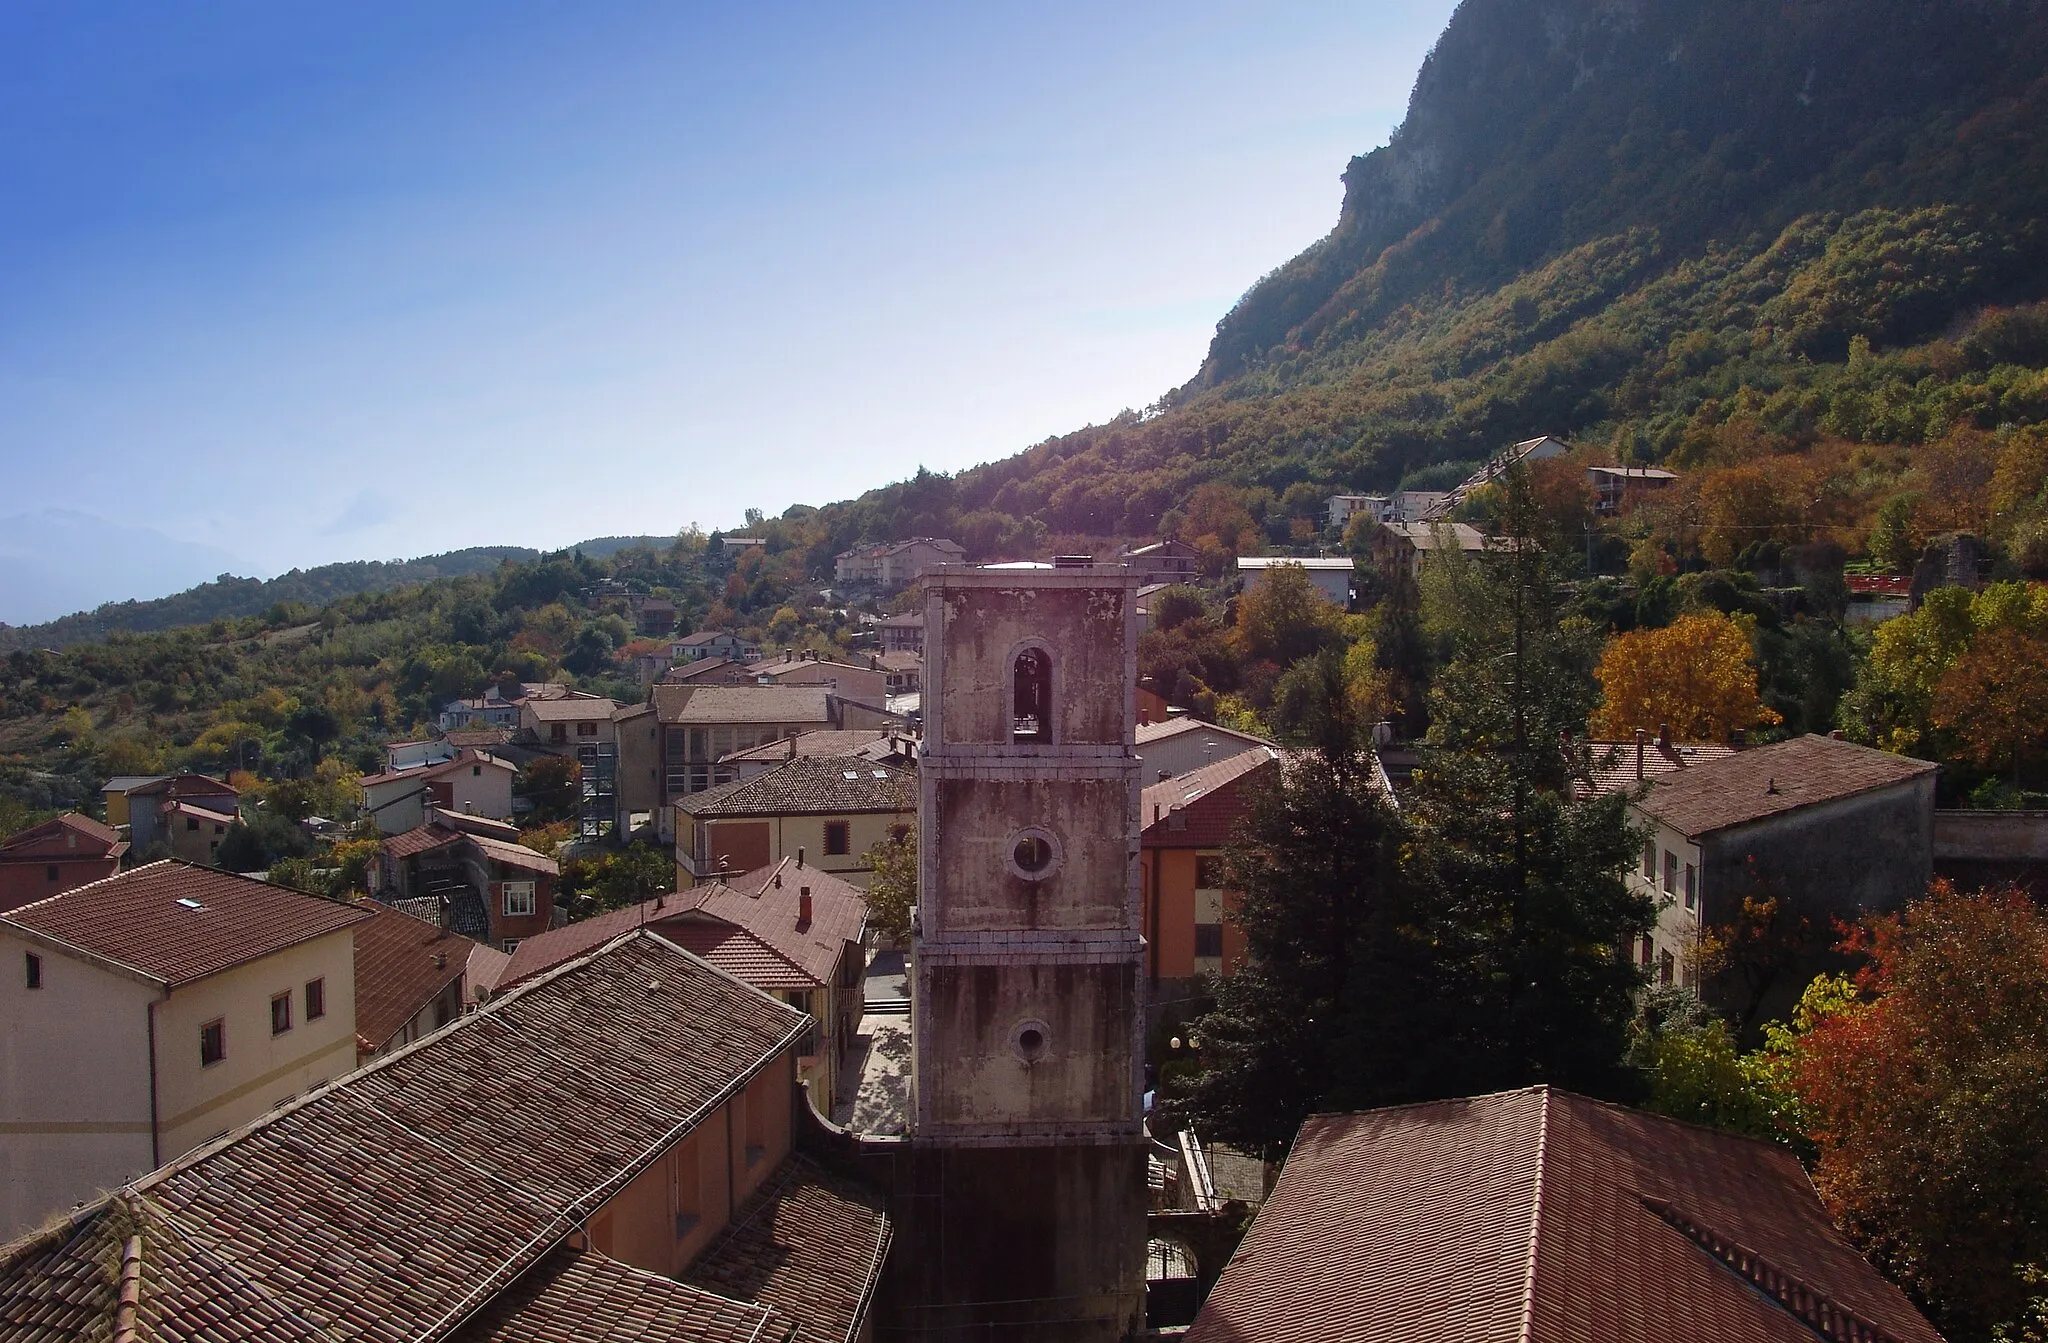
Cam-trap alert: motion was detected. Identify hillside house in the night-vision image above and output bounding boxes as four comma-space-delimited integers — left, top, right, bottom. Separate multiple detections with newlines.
1119, 539, 1201, 580
1325, 494, 1390, 531
1587, 464, 1678, 514
0, 862, 370, 1239
1625, 733, 1937, 1009
163, 799, 237, 865
0, 932, 892, 1343
358, 748, 516, 835
0, 813, 126, 913
1187, 1086, 1942, 1343
648, 684, 855, 841
1369, 520, 1492, 580
876, 611, 925, 653
1140, 749, 1279, 989
1135, 718, 1280, 783
1235, 556, 1356, 606
106, 774, 239, 859
673, 629, 761, 663
371, 822, 561, 953
834, 537, 966, 589
675, 755, 916, 890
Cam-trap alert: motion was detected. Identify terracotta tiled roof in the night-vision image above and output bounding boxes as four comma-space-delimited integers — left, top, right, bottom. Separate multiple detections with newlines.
0, 861, 372, 988
663, 657, 748, 685
677, 757, 914, 819
719, 729, 896, 765
702, 860, 867, 984
497, 862, 863, 994
1135, 718, 1277, 752
1640, 734, 1938, 838
0, 812, 125, 860
0, 933, 809, 1342
1141, 750, 1280, 848
683, 1155, 892, 1343
449, 1244, 790, 1343
348, 898, 477, 1054
163, 800, 237, 825
1186, 1086, 1944, 1343
652, 685, 835, 726
522, 696, 620, 722
383, 822, 468, 860
466, 832, 560, 876
1582, 739, 1741, 796
444, 727, 513, 749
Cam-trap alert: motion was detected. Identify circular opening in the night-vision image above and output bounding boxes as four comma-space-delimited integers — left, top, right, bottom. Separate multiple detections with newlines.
1018, 1028, 1044, 1053
1013, 835, 1053, 874
1012, 1018, 1052, 1063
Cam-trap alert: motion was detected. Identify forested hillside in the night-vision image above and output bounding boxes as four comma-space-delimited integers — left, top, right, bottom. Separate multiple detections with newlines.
0, 547, 541, 653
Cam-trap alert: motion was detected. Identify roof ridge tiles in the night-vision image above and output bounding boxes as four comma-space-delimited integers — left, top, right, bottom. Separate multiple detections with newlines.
1518, 1088, 1553, 1343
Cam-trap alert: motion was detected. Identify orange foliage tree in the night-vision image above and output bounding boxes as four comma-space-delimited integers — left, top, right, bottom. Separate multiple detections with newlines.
1929, 625, 2048, 781
1787, 885, 2048, 1340
1589, 611, 1782, 740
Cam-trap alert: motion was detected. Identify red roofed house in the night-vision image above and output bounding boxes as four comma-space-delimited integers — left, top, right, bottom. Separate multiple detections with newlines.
0, 813, 126, 913
371, 823, 561, 953
0, 861, 373, 1239
163, 798, 237, 865
107, 773, 239, 860
487, 858, 869, 1114
358, 747, 516, 835
346, 897, 480, 1063
1187, 1086, 1943, 1343
0, 931, 893, 1343
1140, 748, 1281, 989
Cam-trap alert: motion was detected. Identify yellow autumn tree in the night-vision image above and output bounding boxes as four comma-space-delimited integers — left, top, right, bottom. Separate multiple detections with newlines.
1930, 627, 2048, 779
1590, 611, 1782, 741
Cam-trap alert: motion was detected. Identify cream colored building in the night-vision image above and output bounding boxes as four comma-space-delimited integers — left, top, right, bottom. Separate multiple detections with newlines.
0, 861, 369, 1240
674, 756, 914, 889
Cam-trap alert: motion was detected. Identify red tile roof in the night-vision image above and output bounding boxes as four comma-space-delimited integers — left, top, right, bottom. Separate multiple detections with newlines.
682, 1155, 892, 1343
496, 861, 864, 994
1582, 738, 1741, 796
521, 696, 621, 722
0, 812, 125, 861
357, 747, 514, 788
450, 1244, 788, 1343
466, 832, 560, 876
1187, 1086, 1944, 1343
0, 933, 811, 1341
0, 861, 372, 988
1640, 734, 1938, 838
1141, 749, 1280, 848
652, 684, 835, 726
719, 729, 896, 764
676, 756, 915, 819
382, 822, 468, 860
348, 898, 478, 1055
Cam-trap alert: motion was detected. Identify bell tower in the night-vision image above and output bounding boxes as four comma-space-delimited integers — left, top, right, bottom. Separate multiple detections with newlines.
901, 561, 1147, 1340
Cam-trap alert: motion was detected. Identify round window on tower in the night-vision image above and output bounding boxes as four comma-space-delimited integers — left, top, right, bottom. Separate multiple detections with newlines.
1012, 1018, 1052, 1064
1006, 827, 1062, 881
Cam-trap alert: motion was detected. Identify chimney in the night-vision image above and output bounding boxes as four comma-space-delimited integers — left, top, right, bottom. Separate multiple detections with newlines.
1830, 729, 1845, 740
1766, 777, 1780, 795
435, 951, 447, 970
774, 871, 783, 888
1157, 770, 1171, 782
787, 737, 796, 760
1634, 728, 1646, 781
797, 846, 805, 868
1657, 722, 1671, 749
798, 889, 813, 928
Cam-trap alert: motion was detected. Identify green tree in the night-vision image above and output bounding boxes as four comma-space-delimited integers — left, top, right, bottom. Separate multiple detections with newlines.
560, 845, 675, 919
1233, 563, 1344, 666
517, 757, 582, 826
860, 827, 916, 941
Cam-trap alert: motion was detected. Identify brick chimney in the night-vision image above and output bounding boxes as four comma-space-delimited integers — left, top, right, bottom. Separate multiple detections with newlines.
798, 888, 812, 929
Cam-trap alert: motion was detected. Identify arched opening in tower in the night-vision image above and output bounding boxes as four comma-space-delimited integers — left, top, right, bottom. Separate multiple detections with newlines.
1012, 648, 1051, 743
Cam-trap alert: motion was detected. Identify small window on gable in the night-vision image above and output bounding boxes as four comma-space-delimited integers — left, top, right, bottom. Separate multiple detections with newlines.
271, 992, 292, 1035
45, 864, 59, 882
305, 978, 326, 1021
25, 953, 41, 990
1012, 648, 1050, 744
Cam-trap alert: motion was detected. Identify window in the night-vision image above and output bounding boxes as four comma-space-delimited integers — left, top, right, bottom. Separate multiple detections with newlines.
25, 952, 41, 990
823, 821, 851, 856
502, 937, 523, 953
1639, 935, 1654, 967
1194, 855, 1225, 890
45, 864, 59, 882
1662, 851, 1677, 896
503, 881, 537, 917
577, 721, 597, 737
200, 1019, 226, 1067
1642, 840, 1656, 879
271, 992, 292, 1035
472, 764, 483, 776
305, 978, 326, 1021
186, 816, 199, 831
1194, 923, 1224, 958
1658, 950, 1675, 986
550, 725, 567, 744
1012, 647, 1051, 743
1684, 863, 1698, 913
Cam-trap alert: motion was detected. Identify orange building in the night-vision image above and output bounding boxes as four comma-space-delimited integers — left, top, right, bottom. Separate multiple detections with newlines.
1139, 749, 1278, 988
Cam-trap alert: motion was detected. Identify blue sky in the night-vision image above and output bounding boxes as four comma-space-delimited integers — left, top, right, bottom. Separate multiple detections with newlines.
0, 1, 1458, 602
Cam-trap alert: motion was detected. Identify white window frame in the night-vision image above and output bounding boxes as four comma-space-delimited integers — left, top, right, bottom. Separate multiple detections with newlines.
502, 880, 537, 917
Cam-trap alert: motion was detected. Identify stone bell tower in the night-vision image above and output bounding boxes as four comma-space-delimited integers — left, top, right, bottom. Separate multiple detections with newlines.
899, 560, 1147, 1340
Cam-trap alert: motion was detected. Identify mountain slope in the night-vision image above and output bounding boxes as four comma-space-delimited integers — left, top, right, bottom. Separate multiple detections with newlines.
810, 0, 2048, 548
